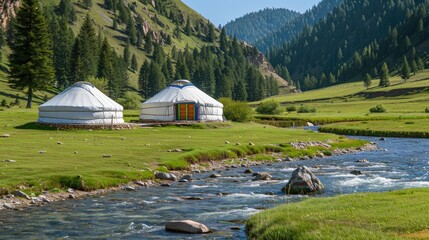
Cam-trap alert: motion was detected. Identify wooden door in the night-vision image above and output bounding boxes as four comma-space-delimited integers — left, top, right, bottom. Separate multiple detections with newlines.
176, 103, 197, 121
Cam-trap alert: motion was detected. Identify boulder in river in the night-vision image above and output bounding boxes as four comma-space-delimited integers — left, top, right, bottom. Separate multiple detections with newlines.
244, 169, 253, 174
253, 172, 272, 181
155, 172, 177, 181
209, 173, 221, 178
350, 170, 364, 175
281, 166, 324, 194
356, 159, 369, 163
179, 174, 193, 182
165, 220, 210, 234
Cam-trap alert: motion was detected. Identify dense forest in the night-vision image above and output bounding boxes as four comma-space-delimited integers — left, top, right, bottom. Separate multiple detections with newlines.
224, 8, 300, 45
1, 0, 281, 108
254, 0, 343, 53
268, 0, 429, 91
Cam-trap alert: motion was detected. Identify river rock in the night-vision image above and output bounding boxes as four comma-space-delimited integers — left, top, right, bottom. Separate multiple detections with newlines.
350, 170, 364, 175
253, 172, 272, 181
165, 220, 210, 234
124, 186, 135, 191
3, 203, 14, 209
281, 166, 324, 194
209, 173, 221, 178
244, 169, 253, 174
155, 172, 177, 181
161, 183, 171, 187
179, 174, 193, 182
380, 137, 386, 141
13, 190, 30, 200
39, 195, 51, 203
356, 159, 369, 163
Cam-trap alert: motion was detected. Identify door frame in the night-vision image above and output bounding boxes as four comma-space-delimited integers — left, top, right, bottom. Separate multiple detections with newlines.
175, 102, 199, 121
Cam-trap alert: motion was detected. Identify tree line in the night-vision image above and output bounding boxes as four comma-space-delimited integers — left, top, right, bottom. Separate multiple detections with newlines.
268, 0, 429, 91
5, 0, 277, 108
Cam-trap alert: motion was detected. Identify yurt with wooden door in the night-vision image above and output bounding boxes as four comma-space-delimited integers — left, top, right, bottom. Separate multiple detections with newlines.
140, 80, 224, 122
38, 82, 124, 125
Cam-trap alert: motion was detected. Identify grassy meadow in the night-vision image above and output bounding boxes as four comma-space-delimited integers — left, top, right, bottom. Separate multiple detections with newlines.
246, 188, 429, 240
320, 119, 429, 138
0, 108, 364, 195
257, 70, 429, 120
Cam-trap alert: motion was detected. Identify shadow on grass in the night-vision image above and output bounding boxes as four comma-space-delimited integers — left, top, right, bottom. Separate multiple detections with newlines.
15, 122, 56, 131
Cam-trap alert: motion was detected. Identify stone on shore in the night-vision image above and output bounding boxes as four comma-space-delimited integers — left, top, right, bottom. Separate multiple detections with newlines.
165, 220, 210, 234
253, 172, 272, 181
13, 190, 30, 200
155, 172, 177, 181
281, 166, 324, 194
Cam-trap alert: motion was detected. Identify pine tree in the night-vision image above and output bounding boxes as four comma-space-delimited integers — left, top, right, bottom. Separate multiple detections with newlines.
8, 0, 55, 108
411, 59, 418, 75
148, 62, 166, 97
184, 16, 192, 36
329, 72, 336, 85
401, 56, 410, 81
126, 17, 137, 45
379, 62, 390, 87
219, 27, 228, 52
123, 40, 130, 67
174, 23, 181, 40
363, 73, 372, 89
112, 18, 118, 30
207, 21, 215, 43
71, 14, 99, 81
234, 80, 247, 101
56, 0, 76, 23
97, 37, 115, 97
138, 60, 150, 99
130, 54, 138, 72
0, 28, 4, 61
52, 17, 75, 89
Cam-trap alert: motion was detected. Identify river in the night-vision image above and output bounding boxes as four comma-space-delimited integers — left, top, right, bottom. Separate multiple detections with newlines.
0, 136, 428, 239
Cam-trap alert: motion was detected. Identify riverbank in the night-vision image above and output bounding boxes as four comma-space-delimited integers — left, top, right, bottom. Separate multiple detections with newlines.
320, 119, 429, 138
0, 140, 377, 211
246, 188, 429, 239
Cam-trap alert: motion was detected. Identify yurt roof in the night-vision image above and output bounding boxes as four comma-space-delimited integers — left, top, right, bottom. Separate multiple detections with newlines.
142, 80, 223, 107
39, 82, 123, 112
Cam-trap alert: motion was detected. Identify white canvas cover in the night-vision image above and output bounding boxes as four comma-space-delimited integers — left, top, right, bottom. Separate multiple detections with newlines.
38, 82, 124, 125
140, 80, 224, 121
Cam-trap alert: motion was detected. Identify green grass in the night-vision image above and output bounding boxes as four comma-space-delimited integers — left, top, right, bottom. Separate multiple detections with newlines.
320, 119, 429, 138
0, 108, 366, 195
246, 188, 429, 240
253, 71, 429, 128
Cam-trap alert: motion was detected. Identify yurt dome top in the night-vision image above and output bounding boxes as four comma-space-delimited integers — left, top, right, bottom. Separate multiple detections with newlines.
39, 82, 123, 112
142, 80, 223, 107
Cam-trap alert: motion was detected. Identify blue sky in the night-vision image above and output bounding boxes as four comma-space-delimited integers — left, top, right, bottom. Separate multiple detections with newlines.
182, 0, 322, 26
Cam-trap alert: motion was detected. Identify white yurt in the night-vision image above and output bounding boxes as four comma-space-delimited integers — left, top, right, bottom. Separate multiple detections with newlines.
38, 82, 124, 125
140, 80, 224, 122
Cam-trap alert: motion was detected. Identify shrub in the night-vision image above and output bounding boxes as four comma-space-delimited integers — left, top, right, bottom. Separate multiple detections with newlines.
220, 98, 253, 122
297, 105, 316, 113
425, 107, 429, 113
256, 100, 284, 115
286, 105, 297, 112
369, 104, 386, 113
116, 92, 141, 110
0, 99, 6, 107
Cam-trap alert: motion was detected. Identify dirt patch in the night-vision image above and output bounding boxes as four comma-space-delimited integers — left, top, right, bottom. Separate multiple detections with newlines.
400, 229, 429, 239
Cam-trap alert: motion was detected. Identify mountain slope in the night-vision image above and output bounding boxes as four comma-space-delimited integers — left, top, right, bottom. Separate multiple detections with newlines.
0, 0, 290, 106
254, 0, 343, 53
224, 8, 300, 45
269, 0, 429, 91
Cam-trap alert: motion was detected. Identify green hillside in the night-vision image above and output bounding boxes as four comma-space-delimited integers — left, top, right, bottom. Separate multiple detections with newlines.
0, 0, 288, 108
269, 0, 429, 91
255, 70, 429, 121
